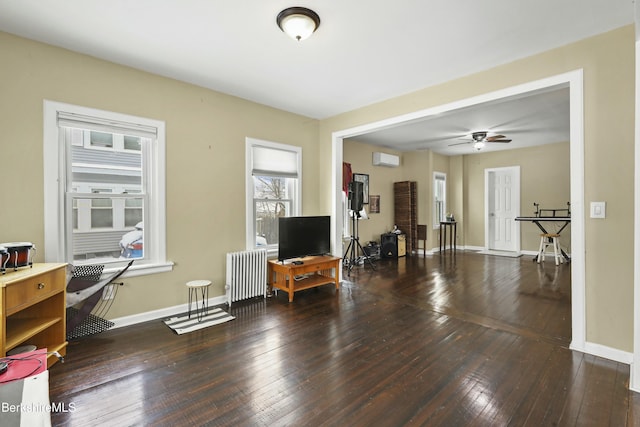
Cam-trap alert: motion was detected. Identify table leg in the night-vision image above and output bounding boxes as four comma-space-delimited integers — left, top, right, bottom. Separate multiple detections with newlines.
532, 221, 549, 234
288, 276, 294, 302
198, 286, 208, 322
453, 223, 457, 251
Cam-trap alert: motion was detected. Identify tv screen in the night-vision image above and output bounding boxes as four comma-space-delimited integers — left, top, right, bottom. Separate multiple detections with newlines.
278, 216, 331, 262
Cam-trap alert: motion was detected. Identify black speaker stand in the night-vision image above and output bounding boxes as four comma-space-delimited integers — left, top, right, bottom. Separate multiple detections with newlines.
342, 211, 376, 276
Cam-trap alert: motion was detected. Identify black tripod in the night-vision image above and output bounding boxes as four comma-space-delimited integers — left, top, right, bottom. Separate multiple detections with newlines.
343, 210, 376, 276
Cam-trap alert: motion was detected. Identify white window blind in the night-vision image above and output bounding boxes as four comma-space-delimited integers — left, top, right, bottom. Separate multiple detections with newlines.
251, 145, 299, 177
57, 111, 157, 138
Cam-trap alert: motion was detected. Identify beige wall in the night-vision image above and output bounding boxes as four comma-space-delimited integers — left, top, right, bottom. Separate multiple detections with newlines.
0, 31, 320, 318
320, 26, 635, 352
464, 142, 571, 251
345, 141, 570, 252
343, 140, 403, 244
1, 24, 635, 353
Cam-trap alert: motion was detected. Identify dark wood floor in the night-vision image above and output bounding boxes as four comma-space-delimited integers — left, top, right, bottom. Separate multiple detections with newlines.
49, 252, 640, 426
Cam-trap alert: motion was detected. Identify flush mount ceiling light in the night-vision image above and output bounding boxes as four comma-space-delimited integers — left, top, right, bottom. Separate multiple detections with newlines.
277, 7, 320, 41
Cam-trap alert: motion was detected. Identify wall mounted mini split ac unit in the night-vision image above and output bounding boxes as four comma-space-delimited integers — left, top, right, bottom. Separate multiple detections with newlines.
372, 152, 400, 167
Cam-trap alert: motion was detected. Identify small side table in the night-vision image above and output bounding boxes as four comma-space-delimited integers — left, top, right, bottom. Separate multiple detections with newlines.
439, 221, 457, 252
186, 280, 212, 321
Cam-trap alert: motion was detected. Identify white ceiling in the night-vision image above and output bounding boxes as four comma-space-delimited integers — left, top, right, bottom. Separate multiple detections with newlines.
350, 85, 571, 155
0, 0, 634, 153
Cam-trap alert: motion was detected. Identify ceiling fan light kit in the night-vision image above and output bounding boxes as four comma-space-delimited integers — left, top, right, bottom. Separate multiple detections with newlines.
277, 7, 320, 41
472, 131, 488, 142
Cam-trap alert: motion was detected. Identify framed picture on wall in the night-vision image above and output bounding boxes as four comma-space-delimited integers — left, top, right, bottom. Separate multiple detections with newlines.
353, 173, 369, 204
370, 195, 380, 213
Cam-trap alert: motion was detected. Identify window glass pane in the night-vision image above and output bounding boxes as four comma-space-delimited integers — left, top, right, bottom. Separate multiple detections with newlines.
90, 131, 113, 148
125, 199, 143, 227
125, 209, 143, 227
72, 197, 117, 260
253, 175, 290, 199
434, 173, 446, 226
70, 132, 143, 192
91, 198, 112, 208
119, 222, 144, 259
65, 127, 145, 263
253, 174, 293, 246
90, 188, 113, 228
124, 135, 141, 151
72, 205, 78, 230
91, 208, 113, 228
124, 191, 143, 227
255, 200, 290, 246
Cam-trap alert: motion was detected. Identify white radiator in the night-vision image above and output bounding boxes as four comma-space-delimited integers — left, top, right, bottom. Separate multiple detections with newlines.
225, 249, 268, 307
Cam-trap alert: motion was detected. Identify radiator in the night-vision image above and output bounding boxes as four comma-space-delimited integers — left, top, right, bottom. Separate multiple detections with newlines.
225, 249, 268, 307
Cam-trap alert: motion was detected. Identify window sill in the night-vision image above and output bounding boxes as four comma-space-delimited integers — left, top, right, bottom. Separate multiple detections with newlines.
103, 261, 174, 278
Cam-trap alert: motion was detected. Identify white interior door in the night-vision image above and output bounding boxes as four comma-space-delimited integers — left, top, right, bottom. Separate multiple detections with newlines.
486, 167, 520, 252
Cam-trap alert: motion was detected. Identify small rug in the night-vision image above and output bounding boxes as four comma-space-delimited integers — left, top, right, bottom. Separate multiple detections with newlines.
163, 308, 235, 335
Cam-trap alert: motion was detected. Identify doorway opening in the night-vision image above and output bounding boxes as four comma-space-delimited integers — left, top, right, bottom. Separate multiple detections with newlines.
331, 69, 585, 352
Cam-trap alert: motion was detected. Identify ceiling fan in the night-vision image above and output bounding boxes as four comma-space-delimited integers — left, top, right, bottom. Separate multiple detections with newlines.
449, 131, 512, 151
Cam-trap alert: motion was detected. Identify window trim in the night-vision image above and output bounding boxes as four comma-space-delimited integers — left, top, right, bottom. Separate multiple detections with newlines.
245, 138, 301, 253
43, 100, 172, 276
433, 171, 447, 229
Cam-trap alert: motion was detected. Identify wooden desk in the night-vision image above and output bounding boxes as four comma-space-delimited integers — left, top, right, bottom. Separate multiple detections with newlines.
1, 263, 68, 367
439, 221, 457, 252
268, 256, 340, 302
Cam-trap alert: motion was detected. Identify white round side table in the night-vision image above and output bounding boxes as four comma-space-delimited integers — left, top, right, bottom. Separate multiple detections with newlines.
186, 279, 212, 322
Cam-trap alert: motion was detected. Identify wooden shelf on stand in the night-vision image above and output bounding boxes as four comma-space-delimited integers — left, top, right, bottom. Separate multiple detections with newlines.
268, 256, 341, 302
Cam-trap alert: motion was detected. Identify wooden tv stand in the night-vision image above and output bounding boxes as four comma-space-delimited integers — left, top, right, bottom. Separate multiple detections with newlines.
268, 256, 341, 302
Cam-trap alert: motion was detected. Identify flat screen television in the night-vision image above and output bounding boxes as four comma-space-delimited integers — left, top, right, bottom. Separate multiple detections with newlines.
278, 216, 331, 262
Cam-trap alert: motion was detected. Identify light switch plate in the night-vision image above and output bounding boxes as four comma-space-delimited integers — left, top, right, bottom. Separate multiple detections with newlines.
590, 201, 606, 218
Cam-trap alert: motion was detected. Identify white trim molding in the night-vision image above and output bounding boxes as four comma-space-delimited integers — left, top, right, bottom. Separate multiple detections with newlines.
631, 34, 640, 391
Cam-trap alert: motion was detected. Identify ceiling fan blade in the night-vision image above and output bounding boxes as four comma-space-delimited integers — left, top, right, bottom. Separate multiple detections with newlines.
487, 139, 512, 143
448, 141, 470, 147
485, 135, 506, 142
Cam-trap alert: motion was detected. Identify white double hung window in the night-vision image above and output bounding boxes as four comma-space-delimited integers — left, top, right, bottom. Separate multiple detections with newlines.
44, 101, 170, 275
433, 172, 447, 228
246, 138, 301, 252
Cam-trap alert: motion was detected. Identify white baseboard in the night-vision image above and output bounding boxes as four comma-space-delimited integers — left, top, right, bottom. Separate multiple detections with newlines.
110, 294, 228, 329
572, 341, 633, 365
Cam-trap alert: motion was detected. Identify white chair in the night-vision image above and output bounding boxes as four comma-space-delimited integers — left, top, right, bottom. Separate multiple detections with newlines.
537, 233, 563, 265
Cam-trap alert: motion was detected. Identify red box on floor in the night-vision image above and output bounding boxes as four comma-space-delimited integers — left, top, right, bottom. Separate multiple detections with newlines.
0, 348, 47, 384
